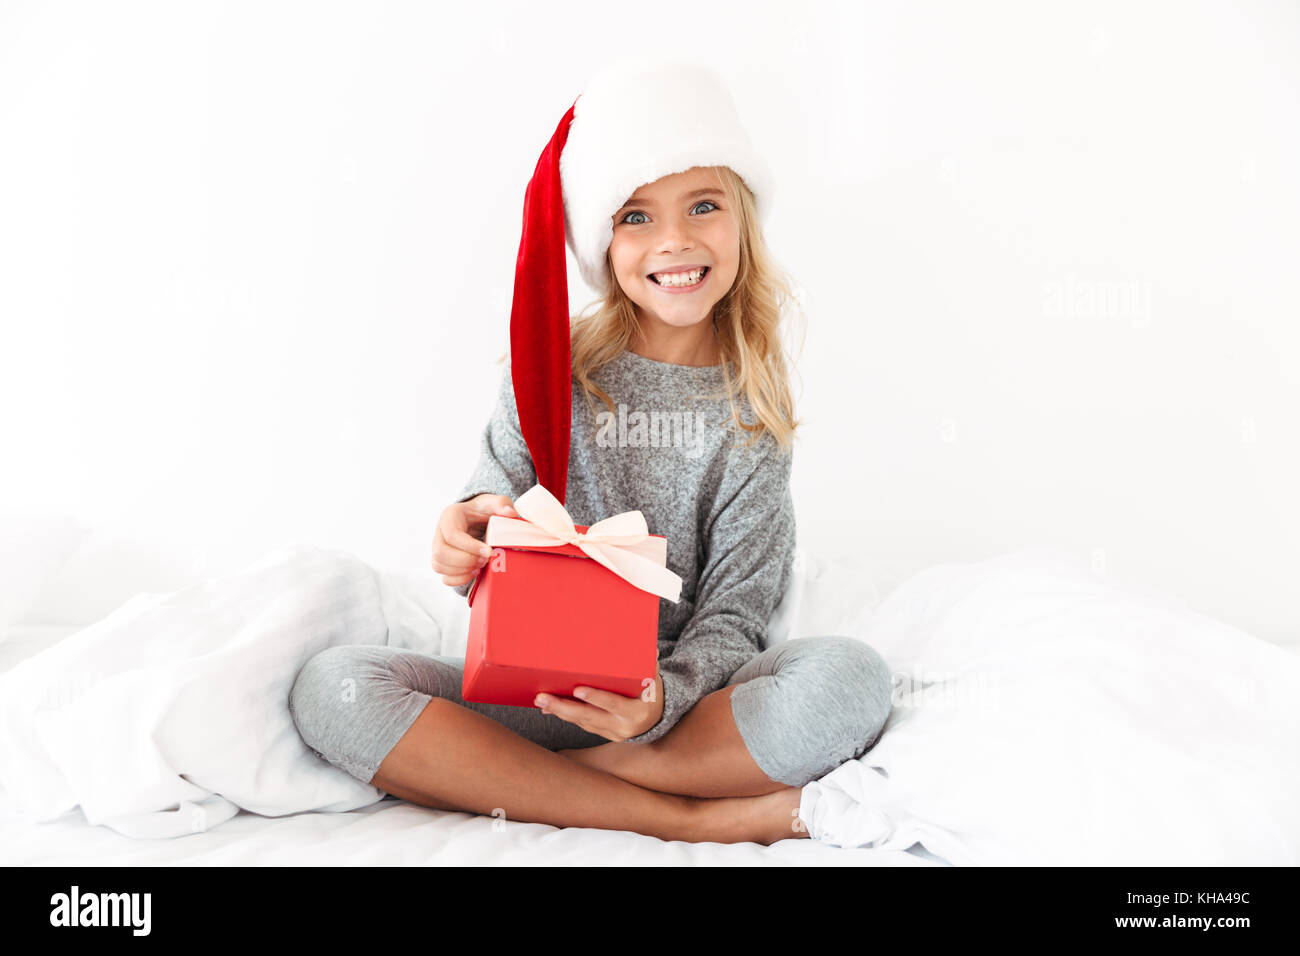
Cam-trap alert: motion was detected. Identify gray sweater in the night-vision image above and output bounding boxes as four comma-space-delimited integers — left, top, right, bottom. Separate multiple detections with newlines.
452, 349, 796, 745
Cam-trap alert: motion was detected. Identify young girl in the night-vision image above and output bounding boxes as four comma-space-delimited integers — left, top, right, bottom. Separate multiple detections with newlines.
288, 58, 893, 845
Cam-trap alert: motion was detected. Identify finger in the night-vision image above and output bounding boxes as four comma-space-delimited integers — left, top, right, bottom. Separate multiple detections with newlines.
432, 547, 489, 580
436, 513, 493, 559
538, 695, 612, 735
570, 685, 630, 714
444, 529, 493, 562
433, 534, 490, 568
464, 494, 519, 520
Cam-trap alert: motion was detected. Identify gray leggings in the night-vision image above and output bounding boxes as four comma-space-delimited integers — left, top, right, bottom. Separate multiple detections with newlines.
289, 635, 893, 790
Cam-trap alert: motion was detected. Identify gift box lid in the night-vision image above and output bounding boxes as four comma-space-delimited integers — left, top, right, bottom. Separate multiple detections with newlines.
465, 522, 666, 607
492, 522, 664, 559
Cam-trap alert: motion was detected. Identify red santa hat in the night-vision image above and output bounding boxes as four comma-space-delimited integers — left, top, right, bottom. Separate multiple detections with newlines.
507, 57, 775, 506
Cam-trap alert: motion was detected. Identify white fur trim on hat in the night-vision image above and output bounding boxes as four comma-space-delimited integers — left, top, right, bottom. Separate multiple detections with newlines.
559, 57, 775, 295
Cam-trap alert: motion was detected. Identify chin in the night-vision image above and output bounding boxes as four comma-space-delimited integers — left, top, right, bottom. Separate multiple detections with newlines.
639, 308, 715, 330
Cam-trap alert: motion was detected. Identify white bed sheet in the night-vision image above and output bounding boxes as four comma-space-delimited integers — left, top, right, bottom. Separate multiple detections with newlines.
0, 772, 942, 867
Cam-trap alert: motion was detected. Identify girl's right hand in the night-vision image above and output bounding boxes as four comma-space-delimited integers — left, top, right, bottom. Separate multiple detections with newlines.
432, 494, 519, 588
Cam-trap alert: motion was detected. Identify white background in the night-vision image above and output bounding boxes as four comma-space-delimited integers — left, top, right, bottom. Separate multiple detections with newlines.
1, 0, 1296, 642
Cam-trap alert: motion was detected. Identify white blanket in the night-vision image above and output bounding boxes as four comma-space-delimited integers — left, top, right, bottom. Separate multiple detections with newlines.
796, 549, 1300, 865
0, 544, 465, 838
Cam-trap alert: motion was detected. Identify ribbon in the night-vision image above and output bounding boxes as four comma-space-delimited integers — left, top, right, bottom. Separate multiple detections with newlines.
484, 484, 682, 603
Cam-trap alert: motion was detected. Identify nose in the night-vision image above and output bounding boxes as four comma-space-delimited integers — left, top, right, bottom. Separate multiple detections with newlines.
648, 210, 697, 251
654, 222, 694, 254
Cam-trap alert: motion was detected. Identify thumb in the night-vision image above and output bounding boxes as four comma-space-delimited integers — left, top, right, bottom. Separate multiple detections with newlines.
468, 494, 517, 518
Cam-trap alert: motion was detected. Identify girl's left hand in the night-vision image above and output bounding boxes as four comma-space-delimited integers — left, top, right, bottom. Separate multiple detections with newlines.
534, 665, 664, 742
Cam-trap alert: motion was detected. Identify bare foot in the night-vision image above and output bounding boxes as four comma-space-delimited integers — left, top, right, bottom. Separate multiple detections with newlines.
705, 786, 809, 845
556, 747, 810, 844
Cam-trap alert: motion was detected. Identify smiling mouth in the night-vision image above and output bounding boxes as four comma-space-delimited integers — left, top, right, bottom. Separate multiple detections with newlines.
648, 266, 710, 287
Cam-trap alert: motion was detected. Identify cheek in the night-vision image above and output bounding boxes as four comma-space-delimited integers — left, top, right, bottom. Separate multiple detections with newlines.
614, 260, 642, 286
725, 228, 741, 259
706, 224, 740, 263
609, 244, 637, 278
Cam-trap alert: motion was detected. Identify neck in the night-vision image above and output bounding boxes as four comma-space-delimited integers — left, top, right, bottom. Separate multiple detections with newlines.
629, 317, 720, 367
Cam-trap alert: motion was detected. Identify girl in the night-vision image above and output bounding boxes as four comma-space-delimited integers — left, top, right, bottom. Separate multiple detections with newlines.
288, 58, 893, 846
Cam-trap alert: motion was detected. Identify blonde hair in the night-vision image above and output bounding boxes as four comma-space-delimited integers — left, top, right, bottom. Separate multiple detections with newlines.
497, 164, 806, 452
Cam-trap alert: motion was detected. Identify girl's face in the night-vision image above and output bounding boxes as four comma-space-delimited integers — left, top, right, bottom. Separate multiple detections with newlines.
608, 166, 740, 341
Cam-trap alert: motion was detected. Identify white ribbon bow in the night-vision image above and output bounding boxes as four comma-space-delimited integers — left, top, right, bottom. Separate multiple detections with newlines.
483, 484, 682, 603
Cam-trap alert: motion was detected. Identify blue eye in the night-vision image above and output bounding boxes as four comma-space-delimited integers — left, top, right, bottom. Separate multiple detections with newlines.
618, 200, 720, 225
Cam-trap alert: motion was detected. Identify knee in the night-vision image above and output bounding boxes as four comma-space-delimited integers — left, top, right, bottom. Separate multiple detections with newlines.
729, 636, 896, 788
831, 637, 893, 754
792, 635, 893, 760
289, 645, 373, 755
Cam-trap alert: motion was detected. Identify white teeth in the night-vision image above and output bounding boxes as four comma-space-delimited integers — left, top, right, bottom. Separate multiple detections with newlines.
652, 268, 706, 287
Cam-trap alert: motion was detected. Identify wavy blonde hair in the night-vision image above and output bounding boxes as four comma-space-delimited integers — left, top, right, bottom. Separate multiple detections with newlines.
497, 165, 806, 452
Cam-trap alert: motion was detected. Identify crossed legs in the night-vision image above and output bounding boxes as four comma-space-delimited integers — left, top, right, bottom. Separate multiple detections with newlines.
290, 636, 892, 845
369, 687, 803, 845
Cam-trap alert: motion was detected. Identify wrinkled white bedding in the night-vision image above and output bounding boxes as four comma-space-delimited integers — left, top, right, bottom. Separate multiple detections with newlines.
2, 540, 1296, 865
1, 546, 403, 838
798, 550, 1300, 865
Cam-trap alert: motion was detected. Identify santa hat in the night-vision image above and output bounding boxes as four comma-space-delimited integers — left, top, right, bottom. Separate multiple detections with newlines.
508, 58, 775, 506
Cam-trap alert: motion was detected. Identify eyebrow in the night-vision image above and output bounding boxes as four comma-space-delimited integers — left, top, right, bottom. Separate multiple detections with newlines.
616, 187, 724, 212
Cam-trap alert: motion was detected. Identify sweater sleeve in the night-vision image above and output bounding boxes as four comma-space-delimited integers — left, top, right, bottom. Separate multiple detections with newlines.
450, 356, 538, 599
625, 436, 797, 745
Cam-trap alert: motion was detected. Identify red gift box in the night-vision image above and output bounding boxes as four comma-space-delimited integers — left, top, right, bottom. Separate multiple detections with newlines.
461, 485, 682, 708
